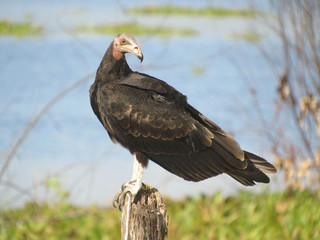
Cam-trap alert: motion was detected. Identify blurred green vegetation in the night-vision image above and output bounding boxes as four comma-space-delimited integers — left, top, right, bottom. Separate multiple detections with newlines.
0, 20, 42, 37
76, 23, 195, 36
231, 31, 263, 43
128, 5, 259, 17
1, 190, 319, 240
191, 66, 207, 76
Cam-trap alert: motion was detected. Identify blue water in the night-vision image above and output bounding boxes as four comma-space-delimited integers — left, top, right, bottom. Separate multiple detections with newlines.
0, 0, 282, 207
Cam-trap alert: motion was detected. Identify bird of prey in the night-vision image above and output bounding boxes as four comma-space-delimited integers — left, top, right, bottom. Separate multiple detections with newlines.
90, 33, 276, 205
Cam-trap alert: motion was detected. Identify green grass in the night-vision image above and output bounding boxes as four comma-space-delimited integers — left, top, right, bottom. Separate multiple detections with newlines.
76, 23, 195, 36
231, 31, 263, 43
128, 5, 259, 17
1, 190, 319, 239
0, 20, 42, 37
191, 66, 207, 76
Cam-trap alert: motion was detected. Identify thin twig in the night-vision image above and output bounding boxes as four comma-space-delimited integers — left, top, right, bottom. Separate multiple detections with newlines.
0, 72, 95, 182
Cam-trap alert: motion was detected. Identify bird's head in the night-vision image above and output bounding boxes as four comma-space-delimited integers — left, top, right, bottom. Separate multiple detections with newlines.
112, 33, 143, 62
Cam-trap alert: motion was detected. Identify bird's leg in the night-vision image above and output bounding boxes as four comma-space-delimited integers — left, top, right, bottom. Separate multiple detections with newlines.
122, 153, 144, 197
113, 153, 144, 210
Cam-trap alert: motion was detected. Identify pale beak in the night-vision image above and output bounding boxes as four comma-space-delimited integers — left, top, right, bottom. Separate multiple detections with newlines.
132, 46, 143, 63
120, 44, 144, 62
137, 52, 144, 62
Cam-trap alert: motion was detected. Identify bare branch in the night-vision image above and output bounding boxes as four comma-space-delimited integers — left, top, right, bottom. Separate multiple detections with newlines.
0, 72, 95, 182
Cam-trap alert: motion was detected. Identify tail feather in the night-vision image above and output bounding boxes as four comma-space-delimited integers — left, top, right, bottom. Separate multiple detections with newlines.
228, 151, 277, 186
228, 173, 256, 186
245, 151, 277, 173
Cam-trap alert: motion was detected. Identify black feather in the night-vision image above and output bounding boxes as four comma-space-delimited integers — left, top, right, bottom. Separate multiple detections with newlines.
90, 33, 277, 186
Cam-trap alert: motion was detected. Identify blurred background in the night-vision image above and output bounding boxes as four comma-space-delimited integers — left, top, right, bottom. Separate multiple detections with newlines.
0, 0, 319, 211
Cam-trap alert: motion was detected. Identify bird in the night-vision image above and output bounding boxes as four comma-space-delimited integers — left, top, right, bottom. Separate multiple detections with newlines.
90, 33, 277, 206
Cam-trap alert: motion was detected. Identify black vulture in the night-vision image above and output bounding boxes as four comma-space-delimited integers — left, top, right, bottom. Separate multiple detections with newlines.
90, 33, 276, 204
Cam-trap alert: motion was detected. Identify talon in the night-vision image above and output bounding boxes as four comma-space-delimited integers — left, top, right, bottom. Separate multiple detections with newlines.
113, 180, 142, 210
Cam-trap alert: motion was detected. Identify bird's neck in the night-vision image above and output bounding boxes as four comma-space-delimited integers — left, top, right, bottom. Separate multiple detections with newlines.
95, 41, 132, 83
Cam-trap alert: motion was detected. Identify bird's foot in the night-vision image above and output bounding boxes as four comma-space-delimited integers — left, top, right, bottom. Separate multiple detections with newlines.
113, 180, 142, 210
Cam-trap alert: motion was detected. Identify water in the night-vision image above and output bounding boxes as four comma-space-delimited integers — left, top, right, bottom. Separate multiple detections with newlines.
0, 0, 281, 207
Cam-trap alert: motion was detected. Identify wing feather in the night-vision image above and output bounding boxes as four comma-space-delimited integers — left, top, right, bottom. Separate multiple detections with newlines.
96, 77, 275, 185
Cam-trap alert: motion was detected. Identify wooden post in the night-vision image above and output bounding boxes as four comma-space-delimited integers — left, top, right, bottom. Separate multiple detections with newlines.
114, 183, 168, 240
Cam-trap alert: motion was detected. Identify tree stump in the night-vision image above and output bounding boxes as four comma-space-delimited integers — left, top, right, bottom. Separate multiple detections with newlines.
114, 183, 168, 240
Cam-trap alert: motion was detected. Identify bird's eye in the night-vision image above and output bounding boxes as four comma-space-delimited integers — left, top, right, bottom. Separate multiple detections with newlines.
121, 39, 126, 44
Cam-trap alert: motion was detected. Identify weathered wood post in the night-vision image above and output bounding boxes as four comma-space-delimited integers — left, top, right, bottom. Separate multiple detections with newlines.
114, 183, 169, 240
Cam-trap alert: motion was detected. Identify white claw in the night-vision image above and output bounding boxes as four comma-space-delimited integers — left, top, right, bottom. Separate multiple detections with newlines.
113, 180, 142, 209
113, 153, 145, 210
122, 180, 142, 198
